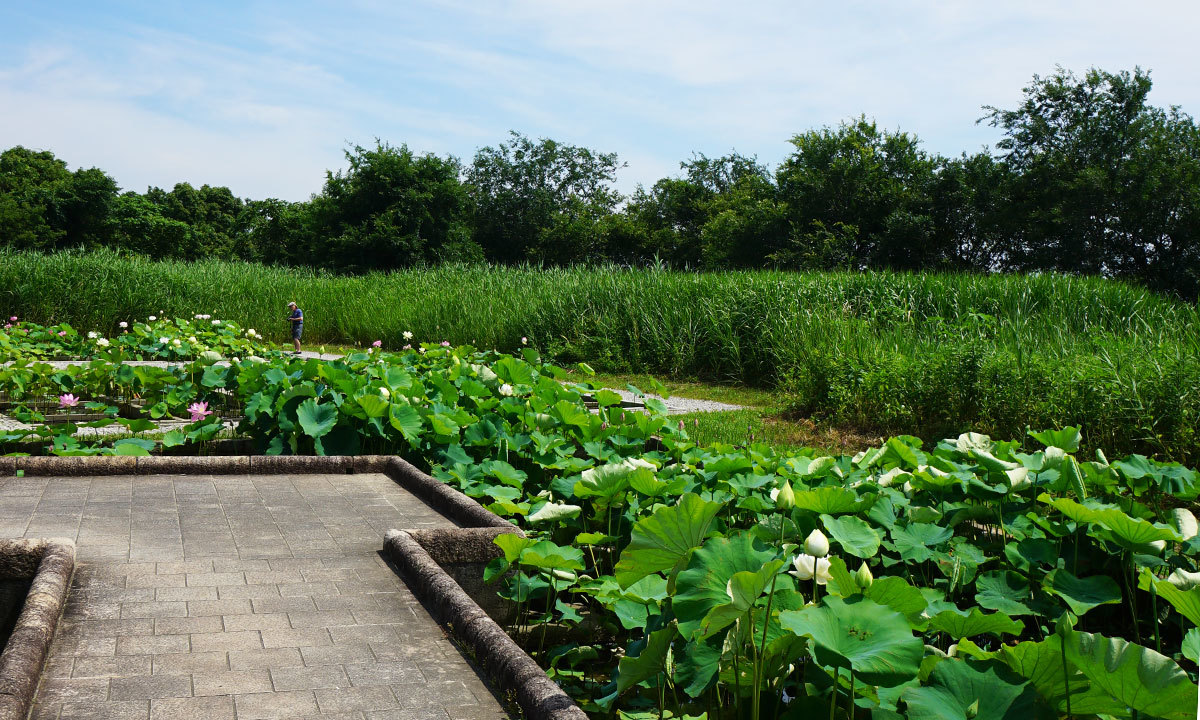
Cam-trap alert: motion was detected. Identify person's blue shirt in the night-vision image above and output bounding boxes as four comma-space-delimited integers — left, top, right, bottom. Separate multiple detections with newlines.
290, 308, 304, 327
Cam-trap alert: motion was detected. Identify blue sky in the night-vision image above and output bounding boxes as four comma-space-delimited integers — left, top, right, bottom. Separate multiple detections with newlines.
2, 1, 1197, 201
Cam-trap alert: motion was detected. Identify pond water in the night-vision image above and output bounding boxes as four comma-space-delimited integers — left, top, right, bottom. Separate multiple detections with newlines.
0, 578, 31, 651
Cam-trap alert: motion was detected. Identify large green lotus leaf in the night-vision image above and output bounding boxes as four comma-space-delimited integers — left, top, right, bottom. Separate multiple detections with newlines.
613, 626, 674, 696
1063, 628, 1198, 720
387, 403, 423, 443
902, 658, 1039, 720
954, 432, 995, 455
780, 596, 922, 687
675, 636, 723, 698
492, 534, 535, 563
482, 459, 527, 488
976, 571, 1036, 616
792, 486, 869, 515
1028, 427, 1081, 453
518, 540, 584, 572
1091, 506, 1180, 549
1183, 628, 1200, 665
820, 513, 881, 559
1043, 569, 1122, 616
526, 501, 581, 525
890, 523, 953, 563
593, 389, 624, 407
575, 461, 635, 499
991, 637, 1122, 716
111, 438, 153, 456
697, 560, 785, 640
968, 448, 1021, 474
928, 608, 1024, 640
355, 393, 390, 418
296, 398, 336, 439
1059, 455, 1087, 500
614, 493, 723, 588
1038, 494, 1102, 526
674, 533, 776, 639
493, 356, 535, 385
864, 576, 928, 626
1139, 570, 1200, 625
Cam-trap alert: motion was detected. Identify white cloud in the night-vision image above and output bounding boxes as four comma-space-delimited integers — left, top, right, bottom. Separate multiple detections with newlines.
1, 1, 1197, 200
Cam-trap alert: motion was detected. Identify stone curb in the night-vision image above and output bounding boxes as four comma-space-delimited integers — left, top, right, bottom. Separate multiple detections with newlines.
384, 530, 586, 720
0, 538, 75, 720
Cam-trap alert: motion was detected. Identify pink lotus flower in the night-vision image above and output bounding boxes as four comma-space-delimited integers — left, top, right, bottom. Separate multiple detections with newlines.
440, 341, 451, 347
3, 324, 10, 330
8, 316, 16, 322
187, 402, 212, 422
402, 344, 411, 350
57, 330, 67, 337
521, 336, 528, 345
59, 393, 79, 408
372, 340, 382, 348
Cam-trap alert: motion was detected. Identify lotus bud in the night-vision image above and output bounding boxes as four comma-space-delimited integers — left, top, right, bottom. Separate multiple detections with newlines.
803, 529, 829, 558
379, 387, 391, 399
774, 480, 795, 511
678, 419, 685, 432
855, 561, 874, 588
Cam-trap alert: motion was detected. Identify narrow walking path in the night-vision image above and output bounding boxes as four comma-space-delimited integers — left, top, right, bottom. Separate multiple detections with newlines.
0, 472, 509, 720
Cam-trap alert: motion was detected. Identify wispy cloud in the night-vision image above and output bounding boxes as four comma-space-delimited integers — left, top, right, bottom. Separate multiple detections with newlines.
1, 1, 1196, 200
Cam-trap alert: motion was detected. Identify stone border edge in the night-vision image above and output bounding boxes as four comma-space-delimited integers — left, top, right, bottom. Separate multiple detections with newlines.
383, 529, 587, 720
0, 538, 75, 720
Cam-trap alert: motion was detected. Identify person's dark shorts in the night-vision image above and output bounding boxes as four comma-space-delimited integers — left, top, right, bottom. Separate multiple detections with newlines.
291, 324, 303, 341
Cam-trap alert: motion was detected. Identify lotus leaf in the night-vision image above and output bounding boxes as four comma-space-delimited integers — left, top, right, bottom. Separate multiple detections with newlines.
780, 596, 923, 687
614, 493, 723, 588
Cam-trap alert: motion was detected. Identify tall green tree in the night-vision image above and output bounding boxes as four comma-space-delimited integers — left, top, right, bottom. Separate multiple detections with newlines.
309, 141, 473, 270
467, 131, 622, 264
774, 118, 941, 270
983, 67, 1200, 296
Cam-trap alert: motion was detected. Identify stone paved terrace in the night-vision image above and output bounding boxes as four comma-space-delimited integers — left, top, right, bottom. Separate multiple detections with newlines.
0, 472, 510, 720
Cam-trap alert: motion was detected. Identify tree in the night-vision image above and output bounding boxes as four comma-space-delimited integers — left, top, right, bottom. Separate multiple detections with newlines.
309, 141, 473, 270
467, 131, 623, 264
982, 66, 1200, 296
775, 118, 941, 270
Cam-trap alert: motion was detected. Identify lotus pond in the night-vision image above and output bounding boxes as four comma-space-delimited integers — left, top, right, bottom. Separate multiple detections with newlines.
1, 319, 1198, 719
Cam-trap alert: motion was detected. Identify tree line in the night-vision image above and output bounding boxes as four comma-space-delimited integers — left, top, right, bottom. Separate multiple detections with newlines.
3, 67, 1198, 297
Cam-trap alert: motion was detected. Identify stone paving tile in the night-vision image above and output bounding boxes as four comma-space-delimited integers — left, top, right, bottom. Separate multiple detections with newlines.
5, 472, 511, 719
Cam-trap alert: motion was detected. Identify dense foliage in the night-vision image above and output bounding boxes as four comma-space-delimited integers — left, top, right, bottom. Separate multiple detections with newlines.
1, 340, 1197, 718
3, 252, 1198, 462
3, 67, 1199, 297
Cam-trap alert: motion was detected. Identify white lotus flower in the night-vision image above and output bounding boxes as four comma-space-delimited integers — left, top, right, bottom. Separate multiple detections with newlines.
499, 383, 514, 396
158, 337, 169, 344
87, 331, 98, 339
418, 347, 426, 354
804, 529, 830, 558
148, 315, 157, 321
379, 387, 391, 399
96, 337, 109, 347
790, 553, 831, 585
171, 339, 181, 347
212, 319, 221, 325
188, 336, 197, 344
119, 321, 128, 329
402, 330, 413, 340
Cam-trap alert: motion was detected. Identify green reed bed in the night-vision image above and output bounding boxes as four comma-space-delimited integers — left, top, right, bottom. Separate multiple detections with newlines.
2, 249, 1197, 460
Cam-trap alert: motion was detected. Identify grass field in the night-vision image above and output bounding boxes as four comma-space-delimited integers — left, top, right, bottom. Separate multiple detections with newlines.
3, 248, 1198, 460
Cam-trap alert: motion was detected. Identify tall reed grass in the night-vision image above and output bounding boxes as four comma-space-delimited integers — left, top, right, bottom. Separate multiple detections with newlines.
3, 249, 1197, 459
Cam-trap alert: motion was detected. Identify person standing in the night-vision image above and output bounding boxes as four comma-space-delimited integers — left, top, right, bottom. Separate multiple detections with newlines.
287, 301, 304, 354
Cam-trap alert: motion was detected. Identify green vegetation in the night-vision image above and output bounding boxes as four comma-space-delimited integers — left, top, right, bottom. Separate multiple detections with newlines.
4, 67, 1200, 296
4, 249, 1198, 461
2, 340, 1196, 718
